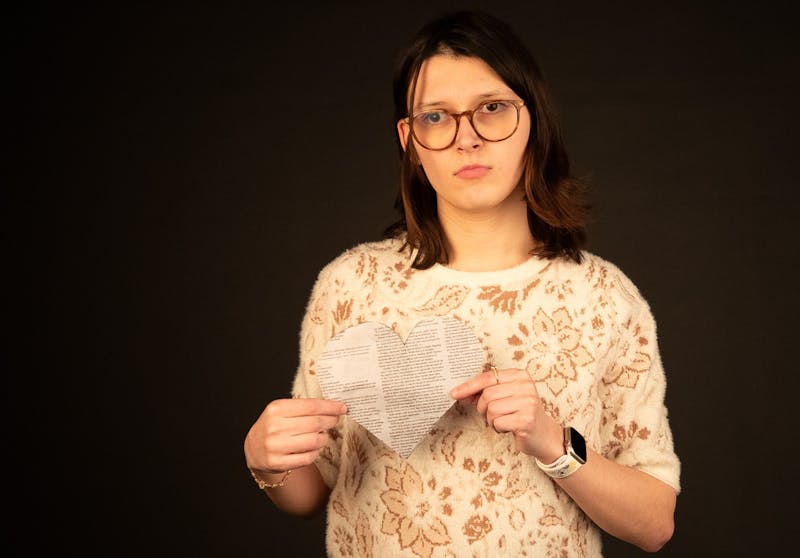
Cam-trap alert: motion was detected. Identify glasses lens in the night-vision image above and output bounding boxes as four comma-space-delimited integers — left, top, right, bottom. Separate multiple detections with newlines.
412, 110, 456, 150
411, 101, 521, 150
472, 101, 520, 141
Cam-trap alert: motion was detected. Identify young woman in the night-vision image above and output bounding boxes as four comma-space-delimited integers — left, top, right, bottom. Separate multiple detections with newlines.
244, 11, 680, 557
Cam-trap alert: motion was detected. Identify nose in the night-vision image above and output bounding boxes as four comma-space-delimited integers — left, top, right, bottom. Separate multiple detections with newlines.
454, 114, 483, 150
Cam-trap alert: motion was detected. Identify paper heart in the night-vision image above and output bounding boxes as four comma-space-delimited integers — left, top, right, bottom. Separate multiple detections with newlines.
316, 316, 485, 459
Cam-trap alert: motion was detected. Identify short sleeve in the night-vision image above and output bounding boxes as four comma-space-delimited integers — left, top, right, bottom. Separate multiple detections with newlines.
598, 269, 681, 493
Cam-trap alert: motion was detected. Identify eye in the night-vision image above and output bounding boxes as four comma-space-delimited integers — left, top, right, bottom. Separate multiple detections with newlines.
479, 101, 512, 114
416, 110, 449, 126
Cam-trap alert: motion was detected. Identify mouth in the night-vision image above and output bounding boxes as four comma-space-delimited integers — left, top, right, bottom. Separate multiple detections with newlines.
454, 164, 491, 179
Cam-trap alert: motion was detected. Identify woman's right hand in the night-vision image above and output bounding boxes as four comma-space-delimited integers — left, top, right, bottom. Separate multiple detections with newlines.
244, 398, 348, 475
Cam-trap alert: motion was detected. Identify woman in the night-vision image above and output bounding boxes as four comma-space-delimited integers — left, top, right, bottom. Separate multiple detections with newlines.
244, 10, 680, 557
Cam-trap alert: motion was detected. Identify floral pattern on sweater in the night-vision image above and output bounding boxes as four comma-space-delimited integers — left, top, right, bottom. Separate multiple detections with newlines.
292, 238, 680, 557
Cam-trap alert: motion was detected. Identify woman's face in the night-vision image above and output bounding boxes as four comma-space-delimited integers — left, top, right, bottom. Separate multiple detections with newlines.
397, 55, 531, 218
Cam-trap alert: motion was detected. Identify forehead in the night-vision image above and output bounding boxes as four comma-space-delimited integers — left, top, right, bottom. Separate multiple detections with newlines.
413, 55, 513, 109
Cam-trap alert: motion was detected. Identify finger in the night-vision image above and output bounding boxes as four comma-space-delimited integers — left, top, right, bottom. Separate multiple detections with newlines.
283, 398, 348, 417
271, 430, 331, 456
491, 413, 523, 434
450, 370, 497, 400
264, 448, 323, 473
484, 396, 526, 429
261, 429, 331, 471
267, 398, 348, 419
272, 414, 342, 437
475, 381, 529, 415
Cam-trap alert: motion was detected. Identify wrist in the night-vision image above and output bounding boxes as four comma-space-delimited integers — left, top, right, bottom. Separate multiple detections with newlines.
535, 419, 567, 464
535, 426, 587, 479
248, 467, 293, 489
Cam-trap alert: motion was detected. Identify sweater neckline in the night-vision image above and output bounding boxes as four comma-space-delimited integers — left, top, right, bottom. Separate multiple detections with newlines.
425, 254, 550, 286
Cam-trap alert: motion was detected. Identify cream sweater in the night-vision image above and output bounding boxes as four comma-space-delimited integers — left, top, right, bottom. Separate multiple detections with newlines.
292, 238, 680, 557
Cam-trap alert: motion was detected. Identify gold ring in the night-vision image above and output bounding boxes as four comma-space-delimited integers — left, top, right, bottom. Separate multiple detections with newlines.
490, 365, 500, 384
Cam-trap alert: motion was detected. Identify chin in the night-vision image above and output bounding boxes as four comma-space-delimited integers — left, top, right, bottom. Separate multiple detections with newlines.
455, 190, 520, 213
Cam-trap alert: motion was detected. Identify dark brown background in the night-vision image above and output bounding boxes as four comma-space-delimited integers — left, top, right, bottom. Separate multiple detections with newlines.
7, 1, 798, 556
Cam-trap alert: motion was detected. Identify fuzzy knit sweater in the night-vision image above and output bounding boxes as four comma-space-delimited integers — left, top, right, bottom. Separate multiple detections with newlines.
291, 238, 680, 558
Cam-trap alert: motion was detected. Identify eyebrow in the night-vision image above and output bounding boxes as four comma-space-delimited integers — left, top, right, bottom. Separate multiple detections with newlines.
413, 90, 515, 112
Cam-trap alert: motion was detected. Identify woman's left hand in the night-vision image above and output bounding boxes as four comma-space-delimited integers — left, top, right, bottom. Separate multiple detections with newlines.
451, 366, 564, 462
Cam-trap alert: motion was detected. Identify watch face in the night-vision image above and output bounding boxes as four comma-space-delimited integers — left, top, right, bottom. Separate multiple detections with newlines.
569, 427, 587, 462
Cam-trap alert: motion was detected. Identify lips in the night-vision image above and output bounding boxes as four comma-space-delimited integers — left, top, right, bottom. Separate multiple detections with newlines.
454, 164, 491, 179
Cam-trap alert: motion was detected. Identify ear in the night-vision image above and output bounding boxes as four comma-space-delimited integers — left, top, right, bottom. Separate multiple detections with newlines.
397, 119, 410, 152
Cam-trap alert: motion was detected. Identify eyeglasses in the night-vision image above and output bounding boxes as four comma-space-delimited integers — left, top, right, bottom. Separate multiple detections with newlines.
407, 99, 525, 151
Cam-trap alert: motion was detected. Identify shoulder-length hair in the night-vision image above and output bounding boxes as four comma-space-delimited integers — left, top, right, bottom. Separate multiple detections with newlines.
384, 10, 588, 269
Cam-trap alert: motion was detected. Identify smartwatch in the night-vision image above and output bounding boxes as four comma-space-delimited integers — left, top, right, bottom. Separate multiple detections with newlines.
535, 426, 587, 479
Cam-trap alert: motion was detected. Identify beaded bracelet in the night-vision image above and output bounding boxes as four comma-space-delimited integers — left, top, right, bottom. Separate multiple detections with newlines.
249, 467, 293, 489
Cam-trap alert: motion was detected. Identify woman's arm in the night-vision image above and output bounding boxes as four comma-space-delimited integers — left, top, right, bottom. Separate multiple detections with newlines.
244, 398, 347, 517
249, 463, 332, 517
452, 368, 676, 552
555, 448, 675, 552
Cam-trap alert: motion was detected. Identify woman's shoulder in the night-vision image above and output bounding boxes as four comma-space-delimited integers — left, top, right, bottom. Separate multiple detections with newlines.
316, 237, 412, 282
572, 251, 652, 312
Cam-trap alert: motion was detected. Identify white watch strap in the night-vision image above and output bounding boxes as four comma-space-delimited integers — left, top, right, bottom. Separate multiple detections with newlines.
535, 453, 583, 479
535, 427, 586, 479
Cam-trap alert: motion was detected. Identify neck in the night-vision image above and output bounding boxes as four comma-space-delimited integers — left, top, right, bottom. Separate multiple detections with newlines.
438, 193, 538, 272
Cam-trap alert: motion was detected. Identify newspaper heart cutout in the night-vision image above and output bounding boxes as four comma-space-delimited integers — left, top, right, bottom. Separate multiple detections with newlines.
316, 316, 484, 459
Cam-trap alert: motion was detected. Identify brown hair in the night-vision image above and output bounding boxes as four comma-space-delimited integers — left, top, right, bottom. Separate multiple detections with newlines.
384, 10, 588, 269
